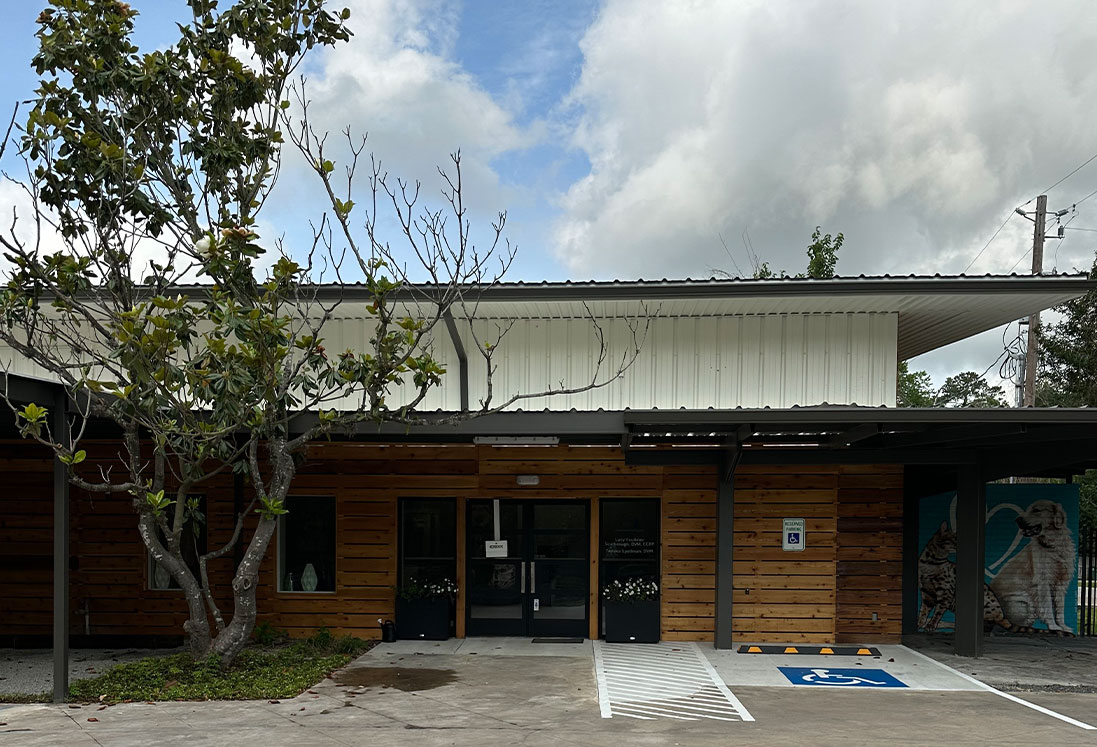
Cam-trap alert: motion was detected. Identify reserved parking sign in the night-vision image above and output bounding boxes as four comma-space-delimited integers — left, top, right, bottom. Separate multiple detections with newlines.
782, 518, 805, 551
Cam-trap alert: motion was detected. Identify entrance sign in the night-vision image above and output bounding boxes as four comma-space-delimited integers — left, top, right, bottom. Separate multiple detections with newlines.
782, 518, 805, 551
603, 535, 657, 559
778, 667, 907, 688
485, 540, 508, 558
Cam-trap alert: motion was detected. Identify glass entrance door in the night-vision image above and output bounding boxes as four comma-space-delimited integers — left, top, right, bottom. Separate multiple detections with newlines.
466, 500, 589, 637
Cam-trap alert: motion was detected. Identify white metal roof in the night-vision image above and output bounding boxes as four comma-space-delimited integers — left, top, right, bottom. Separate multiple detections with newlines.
314, 274, 1090, 360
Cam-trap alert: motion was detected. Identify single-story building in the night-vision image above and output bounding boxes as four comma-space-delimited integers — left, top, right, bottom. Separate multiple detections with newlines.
4, 274, 1097, 700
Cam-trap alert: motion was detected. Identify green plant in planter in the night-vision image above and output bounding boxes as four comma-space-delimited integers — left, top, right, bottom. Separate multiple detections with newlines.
396, 577, 457, 601
602, 577, 659, 603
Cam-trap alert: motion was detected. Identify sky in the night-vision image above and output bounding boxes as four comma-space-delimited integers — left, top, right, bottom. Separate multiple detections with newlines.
2, 0, 1097, 392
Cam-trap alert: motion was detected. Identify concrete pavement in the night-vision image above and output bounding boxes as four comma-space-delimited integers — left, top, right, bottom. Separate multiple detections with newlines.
4, 639, 1097, 745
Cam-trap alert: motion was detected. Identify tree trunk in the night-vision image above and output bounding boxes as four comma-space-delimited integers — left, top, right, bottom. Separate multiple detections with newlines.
137, 513, 212, 658
210, 515, 278, 665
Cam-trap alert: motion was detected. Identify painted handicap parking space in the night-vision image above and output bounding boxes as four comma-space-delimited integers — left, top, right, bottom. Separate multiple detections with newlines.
779, 666, 907, 688
706, 644, 985, 691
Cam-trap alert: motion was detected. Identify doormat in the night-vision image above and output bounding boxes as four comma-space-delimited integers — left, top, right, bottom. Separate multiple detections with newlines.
532, 637, 584, 644
737, 645, 880, 656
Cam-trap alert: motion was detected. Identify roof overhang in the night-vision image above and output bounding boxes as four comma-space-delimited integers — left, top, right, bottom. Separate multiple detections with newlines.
284, 405, 1097, 481
314, 274, 1092, 360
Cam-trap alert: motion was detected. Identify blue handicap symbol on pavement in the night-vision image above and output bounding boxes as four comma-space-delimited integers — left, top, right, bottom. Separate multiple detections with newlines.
779, 667, 907, 688
787, 532, 800, 544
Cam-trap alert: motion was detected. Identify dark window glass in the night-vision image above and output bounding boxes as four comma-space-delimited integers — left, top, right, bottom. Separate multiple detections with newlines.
468, 501, 523, 559
600, 498, 660, 586
279, 496, 336, 592
150, 495, 207, 590
400, 499, 456, 584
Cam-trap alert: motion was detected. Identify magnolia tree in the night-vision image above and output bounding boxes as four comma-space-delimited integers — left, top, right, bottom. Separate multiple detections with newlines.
0, 0, 644, 665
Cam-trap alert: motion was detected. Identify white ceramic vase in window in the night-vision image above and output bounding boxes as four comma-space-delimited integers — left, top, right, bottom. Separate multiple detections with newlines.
301, 563, 318, 592
153, 562, 170, 589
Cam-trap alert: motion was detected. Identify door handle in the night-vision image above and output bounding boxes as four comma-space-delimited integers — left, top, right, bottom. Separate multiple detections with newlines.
531, 561, 536, 591
520, 562, 526, 594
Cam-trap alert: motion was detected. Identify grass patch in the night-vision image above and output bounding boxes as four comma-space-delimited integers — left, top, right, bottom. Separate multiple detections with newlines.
68, 630, 373, 703
0, 691, 51, 703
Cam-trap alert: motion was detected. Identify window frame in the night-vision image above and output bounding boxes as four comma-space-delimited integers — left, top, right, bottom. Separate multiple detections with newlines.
276, 494, 338, 595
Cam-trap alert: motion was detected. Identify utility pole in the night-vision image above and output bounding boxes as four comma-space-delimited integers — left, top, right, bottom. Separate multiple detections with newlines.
1023, 195, 1046, 407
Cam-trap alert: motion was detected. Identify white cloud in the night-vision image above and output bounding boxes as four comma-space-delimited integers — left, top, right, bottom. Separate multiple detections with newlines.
553, 0, 1097, 280
294, 0, 533, 215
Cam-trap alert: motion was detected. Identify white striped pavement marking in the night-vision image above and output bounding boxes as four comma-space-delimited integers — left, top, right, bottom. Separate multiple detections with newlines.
593, 640, 755, 722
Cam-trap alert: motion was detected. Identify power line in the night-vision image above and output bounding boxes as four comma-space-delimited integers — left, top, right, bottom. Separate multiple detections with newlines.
962, 156, 1097, 275
1044, 150, 1097, 194
1073, 186, 1097, 207
963, 212, 1016, 273
979, 348, 1009, 380
1053, 211, 1080, 270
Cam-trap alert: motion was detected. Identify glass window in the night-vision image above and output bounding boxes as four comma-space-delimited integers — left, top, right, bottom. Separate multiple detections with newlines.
600, 498, 660, 587
149, 495, 207, 591
400, 499, 456, 584
278, 496, 336, 593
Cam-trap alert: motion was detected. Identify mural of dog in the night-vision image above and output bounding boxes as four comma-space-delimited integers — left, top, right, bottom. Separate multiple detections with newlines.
989, 500, 1076, 635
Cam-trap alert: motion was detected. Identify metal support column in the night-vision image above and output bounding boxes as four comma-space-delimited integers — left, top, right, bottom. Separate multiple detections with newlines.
954, 463, 986, 657
52, 391, 70, 702
901, 468, 920, 635
714, 445, 741, 650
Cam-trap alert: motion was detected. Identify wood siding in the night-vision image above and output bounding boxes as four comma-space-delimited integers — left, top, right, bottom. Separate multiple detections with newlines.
732, 464, 903, 644
835, 465, 904, 642
0, 444, 56, 635
0, 442, 902, 644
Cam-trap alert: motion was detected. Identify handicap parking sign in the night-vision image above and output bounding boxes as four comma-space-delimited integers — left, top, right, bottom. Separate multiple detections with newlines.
782, 518, 805, 551
779, 667, 907, 688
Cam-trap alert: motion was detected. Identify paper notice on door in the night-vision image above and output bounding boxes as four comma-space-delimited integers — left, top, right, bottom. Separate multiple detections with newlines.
485, 540, 508, 558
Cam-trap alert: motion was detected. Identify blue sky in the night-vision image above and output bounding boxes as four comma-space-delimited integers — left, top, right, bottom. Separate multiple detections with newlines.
3, 1, 1097, 385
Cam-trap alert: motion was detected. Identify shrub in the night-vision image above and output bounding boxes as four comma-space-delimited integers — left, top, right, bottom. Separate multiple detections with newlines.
68, 635, 372, 703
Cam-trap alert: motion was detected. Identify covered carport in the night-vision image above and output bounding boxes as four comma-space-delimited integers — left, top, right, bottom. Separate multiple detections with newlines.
621, 407, 1097, 657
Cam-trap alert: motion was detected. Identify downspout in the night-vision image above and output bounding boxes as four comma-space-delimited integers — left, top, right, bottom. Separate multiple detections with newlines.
443, 311, 469, 412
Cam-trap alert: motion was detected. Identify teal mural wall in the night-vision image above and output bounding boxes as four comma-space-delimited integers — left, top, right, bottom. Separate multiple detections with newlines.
917, 484, 1079, 634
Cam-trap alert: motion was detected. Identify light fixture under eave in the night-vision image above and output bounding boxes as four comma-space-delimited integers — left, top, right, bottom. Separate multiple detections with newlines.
473, 436, 560, 446
516, 474, 540, 486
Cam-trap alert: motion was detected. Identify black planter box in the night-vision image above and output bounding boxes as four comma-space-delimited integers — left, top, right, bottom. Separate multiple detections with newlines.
603, 600, 660, 643
395, 597, 451, 640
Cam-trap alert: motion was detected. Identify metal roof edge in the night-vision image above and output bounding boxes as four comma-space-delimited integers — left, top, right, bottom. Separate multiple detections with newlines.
319, 274, 1093, 303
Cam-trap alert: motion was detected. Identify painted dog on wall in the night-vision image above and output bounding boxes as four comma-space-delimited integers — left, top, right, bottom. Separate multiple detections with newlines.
989, 500, 1076, 635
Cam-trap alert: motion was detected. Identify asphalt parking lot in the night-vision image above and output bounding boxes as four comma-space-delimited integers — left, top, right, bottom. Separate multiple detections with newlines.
2, 639, 1096, 746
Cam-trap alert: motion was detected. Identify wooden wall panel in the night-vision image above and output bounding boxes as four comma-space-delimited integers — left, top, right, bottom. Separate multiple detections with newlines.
661, 477, 717, 641
733, 465, 839, 643
0, 444, 57, 636
835, 464, 903, 643
0, 437, 903, 646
